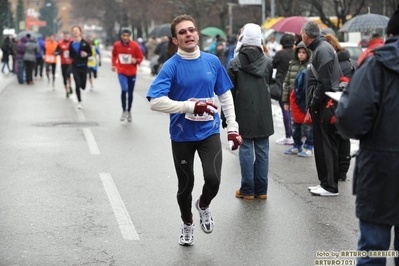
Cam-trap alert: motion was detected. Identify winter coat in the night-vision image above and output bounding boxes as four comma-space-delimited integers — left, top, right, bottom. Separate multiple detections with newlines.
1, 37, 12, 62
305, 35, 342, 110
281, 42, 312, 103
36, 38, 45, 58
16, 37, 28, 60
337, 49, 356, 79
273, 48, 295, 84
336, 36, 399, 226
23, 38, 39, 62
227, 46, 274, 138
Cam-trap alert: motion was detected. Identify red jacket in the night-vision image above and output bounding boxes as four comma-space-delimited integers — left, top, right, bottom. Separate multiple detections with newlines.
357, 38, 384, 66
112, 40, 143, 76
57, 39, 73, 65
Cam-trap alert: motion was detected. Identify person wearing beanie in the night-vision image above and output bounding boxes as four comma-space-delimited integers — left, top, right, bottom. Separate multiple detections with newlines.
357, 33, 385, 66
112, 28, 143, 121
227, 23, 274, 201
147, 14, 242, 246
336, 5, 399, 265
273, 33, 295, 145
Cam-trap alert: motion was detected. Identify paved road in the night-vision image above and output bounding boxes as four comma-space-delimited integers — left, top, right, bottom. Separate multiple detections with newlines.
0, 51, 395, 266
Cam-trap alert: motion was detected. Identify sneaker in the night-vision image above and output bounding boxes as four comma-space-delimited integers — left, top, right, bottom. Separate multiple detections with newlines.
69, 87, 73, 94
310, 187, 339, 197
308, 184, 321, 191
284, 147, 300, 155
120, 112, 126, 121
66, 92, 69, 98
77, 103, 83, 109
126, 112, 132, 122
235, 189, 254, 200
276, 137, 294, 145
298, 148, 313, 157
179, 223, 194, 246
195, 198, 214, 234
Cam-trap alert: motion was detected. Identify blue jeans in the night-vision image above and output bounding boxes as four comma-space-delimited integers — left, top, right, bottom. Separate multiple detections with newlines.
357, 219, 399, 266
292, 122, 314, 147
1, 61, 10, 73
239, 137, 269, 196
16, 59, 25, 83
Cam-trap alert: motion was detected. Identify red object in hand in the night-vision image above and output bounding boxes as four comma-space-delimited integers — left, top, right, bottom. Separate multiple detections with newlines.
193, 101, 218, 116
228, 131, 243, 151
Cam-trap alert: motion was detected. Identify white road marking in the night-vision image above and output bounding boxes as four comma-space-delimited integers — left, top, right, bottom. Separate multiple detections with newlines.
82, 128, 101, 155
99, 173, 140, 241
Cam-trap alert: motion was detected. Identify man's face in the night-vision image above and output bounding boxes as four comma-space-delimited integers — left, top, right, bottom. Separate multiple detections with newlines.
301, 31, 310, 47
63, 33, 70, 41
121, 33, 130, 43
172, 20, 198, 53
72, 27, 81, 38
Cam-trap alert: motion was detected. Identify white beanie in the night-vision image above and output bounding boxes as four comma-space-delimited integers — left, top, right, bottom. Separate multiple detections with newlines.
234, 23, 262, 56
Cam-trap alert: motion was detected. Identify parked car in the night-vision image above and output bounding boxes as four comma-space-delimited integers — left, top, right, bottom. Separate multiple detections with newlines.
340, 42, 363, 61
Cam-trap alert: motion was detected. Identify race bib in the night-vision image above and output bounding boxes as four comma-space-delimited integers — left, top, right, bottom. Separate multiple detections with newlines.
88, 56, 94, 62
63, 50, 70, 58
185, 98, 215, 122
46, 55, 55, 62
119, 54, 132, 64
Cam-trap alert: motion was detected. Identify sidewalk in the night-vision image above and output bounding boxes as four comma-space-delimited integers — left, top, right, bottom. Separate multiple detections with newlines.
0, 50, 15, 94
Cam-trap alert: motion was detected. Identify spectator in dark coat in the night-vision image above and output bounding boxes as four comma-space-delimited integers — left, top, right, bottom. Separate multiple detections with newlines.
336, 5, 399, 265
1, 36, 12, 74
273, 33, 295, 145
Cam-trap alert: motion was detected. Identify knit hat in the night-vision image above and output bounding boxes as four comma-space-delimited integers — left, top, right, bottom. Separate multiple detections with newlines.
386, 4, 399, 36
238, 23, 262, 49
321, 28, 336, 37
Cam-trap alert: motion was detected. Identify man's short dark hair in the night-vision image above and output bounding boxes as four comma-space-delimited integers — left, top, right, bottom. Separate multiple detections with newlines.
302, 21, 320, 39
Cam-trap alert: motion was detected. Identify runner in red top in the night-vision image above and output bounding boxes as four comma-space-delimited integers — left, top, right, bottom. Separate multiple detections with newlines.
55, 31, 73, 98
111, 28, 143, 122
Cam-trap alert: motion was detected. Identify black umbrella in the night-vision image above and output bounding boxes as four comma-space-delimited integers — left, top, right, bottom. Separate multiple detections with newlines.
149, 24, 171, 38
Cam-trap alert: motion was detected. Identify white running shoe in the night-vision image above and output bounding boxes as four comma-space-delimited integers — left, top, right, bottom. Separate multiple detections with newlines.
120, 112, 126, 121
126, 112, 132, 122
276, 137, 294, 145
77, 103, 83, 109
195, 198, 214, 234
310, 187, 339, 197
308, 184, 321, 191
179, 223, 194, 246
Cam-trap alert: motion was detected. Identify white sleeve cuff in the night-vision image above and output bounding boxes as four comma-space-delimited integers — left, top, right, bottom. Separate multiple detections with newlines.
149, 96, 195, 114
218, 91, 239, 132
